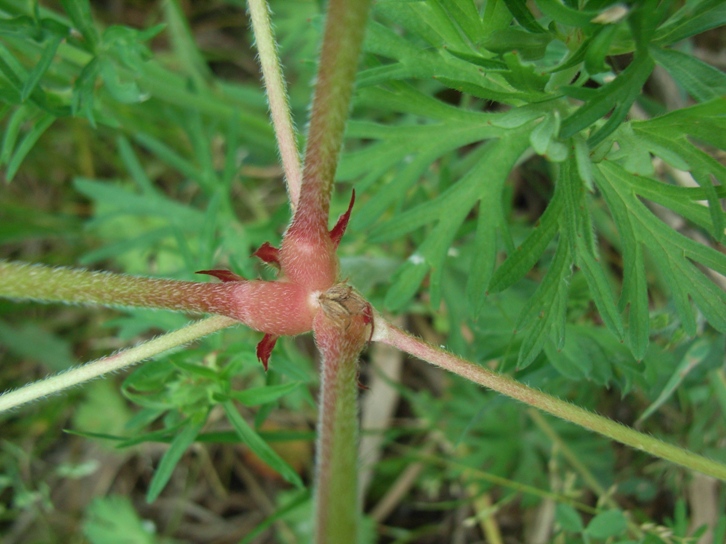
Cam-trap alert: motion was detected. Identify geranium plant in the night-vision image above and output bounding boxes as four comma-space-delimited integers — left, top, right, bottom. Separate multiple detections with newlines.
1, 0, 726, 541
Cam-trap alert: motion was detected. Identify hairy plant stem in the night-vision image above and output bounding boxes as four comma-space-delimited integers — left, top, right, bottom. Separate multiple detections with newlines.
297, 0, 372, 226
289, 1, 371, 540
0, 260, 238, 316
247, 0, 302, 209
0, 316, 236, 412
314, 330, 361, 543
373, 318, 726, 482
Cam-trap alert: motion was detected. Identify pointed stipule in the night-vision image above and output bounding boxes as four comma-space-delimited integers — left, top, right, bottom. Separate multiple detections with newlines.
252, 242, 281, 268
256, 333, 279, 371
196, 269, 245, 282
329, 190, 356, 249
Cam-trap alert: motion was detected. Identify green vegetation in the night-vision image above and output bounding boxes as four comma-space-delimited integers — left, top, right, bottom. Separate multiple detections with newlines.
1, 0, 725, 542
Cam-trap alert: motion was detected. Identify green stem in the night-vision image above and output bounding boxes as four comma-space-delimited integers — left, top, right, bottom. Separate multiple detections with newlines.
373, 317, 726, 482
297, 0, 371, 228
247, 0, 303, 209
312, 294, 371, 543
314, 334, 360, 543
0, 316, 236, 412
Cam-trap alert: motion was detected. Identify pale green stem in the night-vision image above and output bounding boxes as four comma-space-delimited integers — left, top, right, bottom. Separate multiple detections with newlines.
0, 316, 237, 413
372, 317, 726, 482
247, 0, 302, 209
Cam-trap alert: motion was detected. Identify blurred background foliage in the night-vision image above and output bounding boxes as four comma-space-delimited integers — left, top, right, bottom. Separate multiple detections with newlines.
1, 0, 725, 543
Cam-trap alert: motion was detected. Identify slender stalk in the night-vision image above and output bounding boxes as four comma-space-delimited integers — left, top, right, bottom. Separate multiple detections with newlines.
297, 0, 372, 226
312, 289, 372, 543
0, 260, 248, 318
314, 330, 361, 543
247, 0, 302, 209
0, 260, 204, 308
373, 318, 726, 481
0, 316, 237, 412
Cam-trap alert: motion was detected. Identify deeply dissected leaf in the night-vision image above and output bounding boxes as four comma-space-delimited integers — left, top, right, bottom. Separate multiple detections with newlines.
596, 161, 726, 340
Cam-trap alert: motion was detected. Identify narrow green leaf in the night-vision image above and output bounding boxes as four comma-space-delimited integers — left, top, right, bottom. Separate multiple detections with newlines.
502, 0, 547, 33
116, 421, 186, 449
489, 190, 563, 293
198, 190, 222, 266
584, 24, 618, 75
117, 136, 156, 195
222, 401, 303, 488
573, 136, 593, 189
6, 112, 54, 182
146, 420, 202, 503
163, 0, 211, 88
625, 243, 649, 361
535, 0, 598, 28
577, 241, 624, 339
561, 154, 582, 251
20, 35, 63, 102
426, 202, 472, 309
72, 58, 100, 126
679, 263, 726, 332
73, 179, 203, 231
133, 132, 211, 186
560, 53, 654, 144
0, 43, 25, 93
655, 1, 726, 45
227, 382, 303, 407
466, 198, 499, 318
650, 47, 726, 103
691, 169, 725, 244
60, 0, 99, 50
517, 237, 572, 369
353, 158, 430, 227
438, 0, 483, 43
384, 256, 430, 311
481, 0, 515, 38
171, 360, 219, 380
637, 338, 712, 424
0, 104, 32, 166
645, 242, 696, 336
